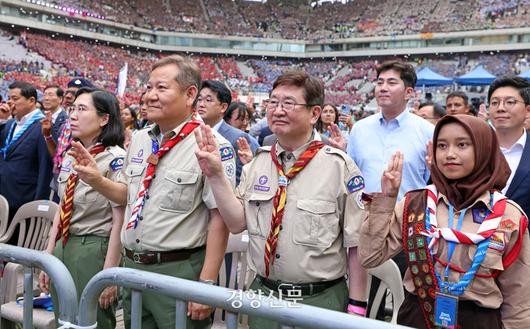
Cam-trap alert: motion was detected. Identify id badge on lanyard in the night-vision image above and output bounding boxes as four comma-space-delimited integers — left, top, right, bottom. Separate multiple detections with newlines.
435, 291, 459, 328
434, 204, 465, 329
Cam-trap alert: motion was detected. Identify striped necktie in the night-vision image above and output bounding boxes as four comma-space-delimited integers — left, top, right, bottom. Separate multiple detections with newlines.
264, 141, 324, 277
56, 143, 106, 247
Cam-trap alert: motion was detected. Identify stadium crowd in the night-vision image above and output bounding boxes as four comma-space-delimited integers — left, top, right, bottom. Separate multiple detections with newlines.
33, 0, 530, 40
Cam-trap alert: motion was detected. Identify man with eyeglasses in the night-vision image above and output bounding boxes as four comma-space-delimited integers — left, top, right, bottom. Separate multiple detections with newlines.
489, 76, 530, 225
195, 70, 368, 328
197, 80, 259, 185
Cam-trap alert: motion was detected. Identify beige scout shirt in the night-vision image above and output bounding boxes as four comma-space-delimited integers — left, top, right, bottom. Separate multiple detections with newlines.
359, 191, 530, 329
236, 139, 367, 283
58, 145, 126, 237
119, 120, 236, 252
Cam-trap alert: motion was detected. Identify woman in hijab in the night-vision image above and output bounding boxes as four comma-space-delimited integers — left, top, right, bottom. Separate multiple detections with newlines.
359, 115, 530, 329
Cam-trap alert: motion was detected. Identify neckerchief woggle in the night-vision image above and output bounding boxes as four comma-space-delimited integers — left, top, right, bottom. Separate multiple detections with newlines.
1, 111, 45, 159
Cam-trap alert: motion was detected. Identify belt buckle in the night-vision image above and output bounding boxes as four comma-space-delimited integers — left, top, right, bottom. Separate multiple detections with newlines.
278, 283, 301, 295
132, 252, 142, 264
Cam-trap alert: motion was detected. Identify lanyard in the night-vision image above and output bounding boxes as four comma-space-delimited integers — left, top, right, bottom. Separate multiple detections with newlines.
444, 205, 467, 284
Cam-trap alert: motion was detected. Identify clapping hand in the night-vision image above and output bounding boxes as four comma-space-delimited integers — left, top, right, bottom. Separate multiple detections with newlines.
381, 151, 403, 198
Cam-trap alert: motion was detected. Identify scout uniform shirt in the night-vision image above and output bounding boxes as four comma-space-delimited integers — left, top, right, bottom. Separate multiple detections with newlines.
236, 138, 367, 283
58, 145, 126, 237
359, 191, 530, 329
119, 121, 236, 252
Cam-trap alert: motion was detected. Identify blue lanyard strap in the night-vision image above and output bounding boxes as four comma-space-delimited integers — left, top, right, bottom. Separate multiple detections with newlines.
426, 203, 492, 296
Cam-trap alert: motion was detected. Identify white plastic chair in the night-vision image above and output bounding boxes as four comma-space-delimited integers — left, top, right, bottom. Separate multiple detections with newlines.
0, 194, 9, 239
366, 259, 405, 324
0, 200, 58, 329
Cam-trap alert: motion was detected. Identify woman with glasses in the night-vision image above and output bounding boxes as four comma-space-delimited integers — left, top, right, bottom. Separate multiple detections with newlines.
39, 87, 126, 329
224, 101, 251, 131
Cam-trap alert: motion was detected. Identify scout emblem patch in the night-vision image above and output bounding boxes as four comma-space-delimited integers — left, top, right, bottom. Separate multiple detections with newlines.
110, 157, 124, 172
346, 175, 364, 193
220, 146, 234, 161
488, 232, 505, 252
472, 205, 490, 224
254, 175, 270, 192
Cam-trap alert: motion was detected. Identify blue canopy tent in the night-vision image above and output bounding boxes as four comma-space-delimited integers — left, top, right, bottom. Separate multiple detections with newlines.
518, 68, 530, 82
455, 65, 496, 86
415, 67, 453, 87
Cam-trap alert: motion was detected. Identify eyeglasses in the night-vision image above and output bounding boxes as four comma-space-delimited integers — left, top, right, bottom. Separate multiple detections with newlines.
266, 99, 313, 112
489, 98, 526, 110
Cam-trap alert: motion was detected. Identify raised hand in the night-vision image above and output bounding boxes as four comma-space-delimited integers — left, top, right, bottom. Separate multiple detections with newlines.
68, 141, 103, 185
236, 137, 254, 165
40, 111, 52, 137
327, 123, 347, 151
425, 140, 433, 169
194, 124, 223, 177
381, 151, 403, 198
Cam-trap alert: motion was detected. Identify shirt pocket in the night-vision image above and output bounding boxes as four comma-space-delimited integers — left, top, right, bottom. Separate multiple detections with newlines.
292, 199, 339, 249
159, 170, 199, 213
57, 174, 98, 203
468, 245, 503, 294
57, 173, 69, 197
245, 192, 274, 239
125, 165, 146, 205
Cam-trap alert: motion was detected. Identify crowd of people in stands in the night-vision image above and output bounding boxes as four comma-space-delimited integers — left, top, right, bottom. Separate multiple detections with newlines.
37, 0, 530, 40
0, 30, 529, 111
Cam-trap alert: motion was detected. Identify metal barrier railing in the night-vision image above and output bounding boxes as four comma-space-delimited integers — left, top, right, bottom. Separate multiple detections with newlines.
79, 267, 411, 329
0, 244, 78, 329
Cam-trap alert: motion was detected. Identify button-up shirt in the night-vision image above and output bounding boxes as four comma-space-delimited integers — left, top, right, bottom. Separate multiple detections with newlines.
501, 130, 526, 194
347, 110, 434, 200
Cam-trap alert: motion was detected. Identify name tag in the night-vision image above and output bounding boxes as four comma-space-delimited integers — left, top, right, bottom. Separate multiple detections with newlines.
435, 292, 458, 328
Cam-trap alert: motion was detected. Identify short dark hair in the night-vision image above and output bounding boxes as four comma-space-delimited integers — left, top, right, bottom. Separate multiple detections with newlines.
376, 61, 417, 89
272, 70, 324, 107
420, 101, 446, 119
224, 101, 248, 122
8, 81, 38, 102
75, 87, 124, 148
446, 91, 469, 105
201, 80, 232, 105
44, 85, 64, 97
487, 76, 530, 104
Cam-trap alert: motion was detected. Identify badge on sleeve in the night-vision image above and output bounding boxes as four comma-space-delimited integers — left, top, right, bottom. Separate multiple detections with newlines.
346, 175, 364, 193
356, 193, 365, 210
488, 232, 505, 252
224, 162, 235, 179
220, 146, 234, 161
110, 157, 125, 172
